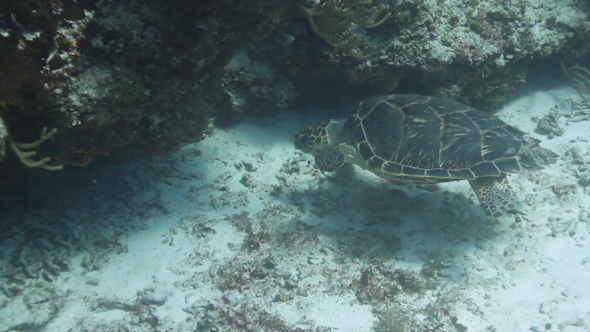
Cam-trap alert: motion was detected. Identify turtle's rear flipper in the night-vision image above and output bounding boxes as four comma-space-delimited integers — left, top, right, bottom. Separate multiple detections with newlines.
469, 175, 520, 218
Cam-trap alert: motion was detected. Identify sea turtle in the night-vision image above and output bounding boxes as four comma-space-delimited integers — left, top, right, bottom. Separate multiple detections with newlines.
294, 94, 558, 218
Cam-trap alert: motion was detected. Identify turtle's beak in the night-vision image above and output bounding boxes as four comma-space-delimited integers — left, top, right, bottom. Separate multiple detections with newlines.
293, 129, 313, 153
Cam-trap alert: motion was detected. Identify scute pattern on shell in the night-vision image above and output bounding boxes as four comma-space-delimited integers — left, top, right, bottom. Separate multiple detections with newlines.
347, 94, 526, 181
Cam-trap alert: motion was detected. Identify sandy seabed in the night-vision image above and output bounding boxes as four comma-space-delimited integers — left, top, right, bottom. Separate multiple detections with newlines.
1, 81, 589, 332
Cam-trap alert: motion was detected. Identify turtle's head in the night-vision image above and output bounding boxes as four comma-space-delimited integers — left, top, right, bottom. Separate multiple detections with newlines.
295, 119, 346, 155
294, 120, 331, 155
294, 119, 346, 155
294, 119, 348, 172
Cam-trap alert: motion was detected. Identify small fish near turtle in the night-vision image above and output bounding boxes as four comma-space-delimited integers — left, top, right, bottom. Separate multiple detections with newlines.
294, 94, 558, 218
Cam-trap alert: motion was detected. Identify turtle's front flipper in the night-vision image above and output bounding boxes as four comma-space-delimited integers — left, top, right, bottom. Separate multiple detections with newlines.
469, 175, 520, 218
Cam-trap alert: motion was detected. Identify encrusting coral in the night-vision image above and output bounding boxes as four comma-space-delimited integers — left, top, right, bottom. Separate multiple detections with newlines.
301, 0, 391, 58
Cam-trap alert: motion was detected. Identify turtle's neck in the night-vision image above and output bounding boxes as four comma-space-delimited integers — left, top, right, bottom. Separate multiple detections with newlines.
325, 118, 347, 145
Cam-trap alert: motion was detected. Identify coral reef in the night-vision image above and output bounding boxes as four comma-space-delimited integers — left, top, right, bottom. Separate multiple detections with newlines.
222, 51, 295, 115
232, 0, 590, 116
0, 0, 299, 181
345, 0, 590, 109
301, 0, 391, 58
